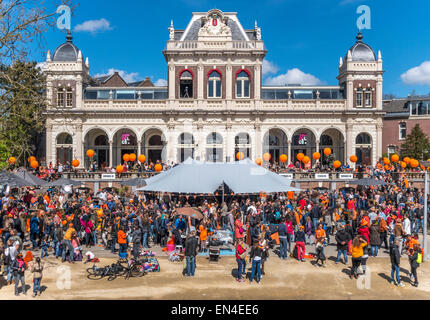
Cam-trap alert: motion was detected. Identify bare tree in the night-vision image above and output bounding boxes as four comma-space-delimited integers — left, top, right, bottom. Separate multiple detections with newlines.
0, 0, 73, 63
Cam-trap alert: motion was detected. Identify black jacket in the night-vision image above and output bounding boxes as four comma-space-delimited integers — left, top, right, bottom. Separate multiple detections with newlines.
310, 206, 322, 219
295, 230, 306, 243
184, 236, 198, 257
390, 245, 401, 266
408, 250, 419, 269
249, 245, 263, 260
335, 229, 350, 250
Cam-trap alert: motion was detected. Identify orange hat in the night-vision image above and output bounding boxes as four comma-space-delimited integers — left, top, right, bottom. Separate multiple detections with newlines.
300, 225, 305, 230
69, 223, 73, 227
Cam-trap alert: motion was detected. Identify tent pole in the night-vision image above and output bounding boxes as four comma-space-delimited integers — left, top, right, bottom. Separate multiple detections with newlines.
222, 182, 225, 204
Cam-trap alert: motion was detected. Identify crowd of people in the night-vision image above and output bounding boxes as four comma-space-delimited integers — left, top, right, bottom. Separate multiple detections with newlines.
0, 160, 428, 297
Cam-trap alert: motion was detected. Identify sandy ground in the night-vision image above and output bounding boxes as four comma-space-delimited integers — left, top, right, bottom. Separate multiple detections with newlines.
0, 252, 429, 300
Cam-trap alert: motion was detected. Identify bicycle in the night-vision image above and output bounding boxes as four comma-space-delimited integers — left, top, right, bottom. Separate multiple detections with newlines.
123, 258, 148, 279
87, 261, 126, 281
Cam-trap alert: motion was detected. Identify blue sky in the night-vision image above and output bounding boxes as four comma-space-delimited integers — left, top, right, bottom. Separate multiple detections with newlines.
33, 0, 430, 97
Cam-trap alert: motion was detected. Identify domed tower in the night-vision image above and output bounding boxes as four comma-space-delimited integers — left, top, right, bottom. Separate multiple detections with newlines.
45, 30, 90, 167
337, 31, 383, 110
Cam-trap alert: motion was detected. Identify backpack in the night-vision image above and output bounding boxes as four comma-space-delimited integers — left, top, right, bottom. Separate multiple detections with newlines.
417, 252, 422, 264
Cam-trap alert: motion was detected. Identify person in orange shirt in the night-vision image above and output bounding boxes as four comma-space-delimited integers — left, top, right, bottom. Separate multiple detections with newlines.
198, 223, 208, 253
117, 227, 127, 256
315, 223, 326, 243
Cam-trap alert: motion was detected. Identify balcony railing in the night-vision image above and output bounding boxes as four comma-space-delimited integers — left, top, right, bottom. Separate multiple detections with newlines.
165, 40, 265, 51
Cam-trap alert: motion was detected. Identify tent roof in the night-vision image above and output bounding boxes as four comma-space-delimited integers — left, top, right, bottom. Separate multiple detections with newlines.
136, 158, 300, 194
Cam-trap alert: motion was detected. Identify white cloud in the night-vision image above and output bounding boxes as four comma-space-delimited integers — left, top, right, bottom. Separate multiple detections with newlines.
154, 79, 168, 86
401, 61, 430, 86
262, 59, 279, 76
74, 18, 113, 34
264, 68, 324, 86
36, 62, 46, 72
94, 68, 140, 83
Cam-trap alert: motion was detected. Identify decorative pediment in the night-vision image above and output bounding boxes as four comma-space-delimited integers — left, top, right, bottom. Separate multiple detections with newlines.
198, 9, 232, 40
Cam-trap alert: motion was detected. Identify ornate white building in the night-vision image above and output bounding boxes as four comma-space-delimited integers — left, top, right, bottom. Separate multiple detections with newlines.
45, 9, 384, 169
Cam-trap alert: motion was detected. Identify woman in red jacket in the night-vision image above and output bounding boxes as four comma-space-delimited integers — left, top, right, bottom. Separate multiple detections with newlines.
235, 238, 247, 282
358, 220, 370, 243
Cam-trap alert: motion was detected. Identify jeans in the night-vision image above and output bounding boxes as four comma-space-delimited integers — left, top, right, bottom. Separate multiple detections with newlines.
62, 239, 74, 262
111, 236, 117, 253
85, 233, 91, 246
33, 278, 41, 294
55, 241, 62, 257
119, 243, 127, 255
370, 245, 379, 257
14, 274, 25, 295
415, 219, 424, 233
41, 247, 48, 258
351, 258, 361, 277
3, 232, 10, 245
391, 265, 400, 283
336, 249, 348, 264
142, 232, 149, 248
236, 258, 246, 280
312, 218, 318, 231
30, 232, 38, 249
4, 265, 11, 282
92, 231, 97, 246
279, 237, 288, 259
186, 255, 196, 276
286, 233, 292, 253
325, 226, 332, 243
250, 259, 261, 283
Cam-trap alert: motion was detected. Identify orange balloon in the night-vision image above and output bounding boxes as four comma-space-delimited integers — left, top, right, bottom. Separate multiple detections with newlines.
410, 159, 419, 168
154, 164, 163, 172
403, 157, 411, 164
129, 153, 137, 162
333, 160, 341, 169
313, 152, 321, 160
323, 148, 332, 156
62, 220, 67, 226
116, 165, 124, 173
383, 157, 390, 165
72, 159, 80, 167
255, 158, 263, 166
8, 157, 16, 165
263, 153, 271, 161
302, 156, 310, 164
123, 154, 130, 162
236, 152, 244, 160
138, 154, 146, 163
401, 161, 407, 168
296, 153, 304, 161
86, 149, 95, 158
28, 156, 36, 163
30, 160, 39, 169
384, 164, 391, 171
279, 154, 288, 163
350, 155, 357, 163
391, 154, 399, 163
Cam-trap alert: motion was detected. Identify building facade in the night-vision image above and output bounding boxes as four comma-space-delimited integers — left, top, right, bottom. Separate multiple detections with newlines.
383, 97, 430, 157
45, 9, 385, 169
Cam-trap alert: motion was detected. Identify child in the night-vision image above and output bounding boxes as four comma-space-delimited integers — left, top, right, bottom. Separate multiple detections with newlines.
31, 257, 44, 297
315, 237, 326, 267
41, 236, 49, 259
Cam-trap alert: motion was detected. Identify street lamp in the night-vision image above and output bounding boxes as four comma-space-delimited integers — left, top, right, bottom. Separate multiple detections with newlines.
419, 160, 430, 261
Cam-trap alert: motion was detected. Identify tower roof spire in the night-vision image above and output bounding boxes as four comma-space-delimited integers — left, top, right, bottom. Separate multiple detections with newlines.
66, 29, 73, 42
356, 30, 363, 42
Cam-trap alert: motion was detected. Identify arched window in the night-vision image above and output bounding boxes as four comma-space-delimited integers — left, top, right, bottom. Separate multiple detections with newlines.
235, 133, 251, 161
149, 135, 163, 146
56, 133, 73, 165
206, 132, 223, 162
236, 70, 250, 98
178, 133, 195, 162
355, 133, 372, 165
208, 71, 222, 98
180, 70, 193, 98
94, 135, 108, 146
320, 135, 333, 146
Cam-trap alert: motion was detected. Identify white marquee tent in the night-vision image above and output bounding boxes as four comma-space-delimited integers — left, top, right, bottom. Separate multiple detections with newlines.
136, 158, 300, 194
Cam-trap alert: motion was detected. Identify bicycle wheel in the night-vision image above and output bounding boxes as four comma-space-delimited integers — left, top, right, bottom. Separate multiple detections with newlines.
87, 269, 104, 280
130, 264, 146, 277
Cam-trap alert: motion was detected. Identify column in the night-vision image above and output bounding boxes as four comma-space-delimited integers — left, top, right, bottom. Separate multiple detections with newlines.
75, 123, 83, 168
198, 63, 204, 100
45, 121, 53, 166
255, 127, 261, 160
109, 140, 113, 168
168, 63, 175, 100
376, 122, 383, 165
137, 140, 142, 157
254, 61, 261, 100
376, 78, 383, 110
287, 139, 292, 165
226, 62, 232, 100
75, 75, 83, 109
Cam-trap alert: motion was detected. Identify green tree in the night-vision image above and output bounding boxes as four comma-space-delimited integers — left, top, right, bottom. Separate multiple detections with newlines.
0, 61, 46, 166
400, 124, 430, 160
